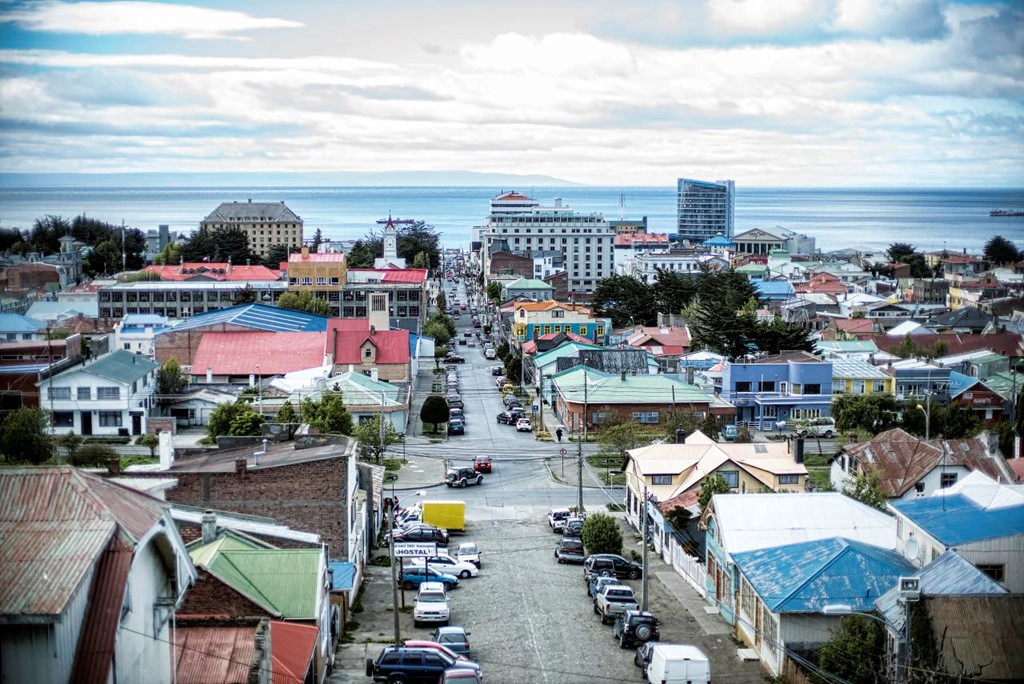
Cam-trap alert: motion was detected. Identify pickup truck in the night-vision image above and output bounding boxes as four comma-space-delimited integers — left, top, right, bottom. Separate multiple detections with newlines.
593, 585, 640, 625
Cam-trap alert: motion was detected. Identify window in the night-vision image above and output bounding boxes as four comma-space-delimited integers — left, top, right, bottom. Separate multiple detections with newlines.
873, 381, 886, 393
97, 387, 120, 401
98, 411, 122, 427
758, 380, 775, 392
977, 564, 1005, 583
853, 380, 866, 394
552, 309, 565, 318
940, 472, 958, 488
48, 387, 71, 400
651, 475, 672, 485
632, 411, 659, 424
804, 383, 821, 394
735, 381, 752, 393
720, 470, 739, 488
77, 387, 90, 401
53, 412, 74, 427
832, 381, 847, 394
779, 474, 800, 485
364, 347, 373, 358
591, 412, 610, 424
915, 482, 926, 493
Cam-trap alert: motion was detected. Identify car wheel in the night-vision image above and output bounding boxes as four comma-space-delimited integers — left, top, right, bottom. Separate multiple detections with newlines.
388, 676, 407, 684
600, 569, 611, 577
593, 603, 600, 615
476, 476, 483, 485
557, 557, 563, 563
629, 568, 641, 580
403, 580, 415, 590
824, 430, 834, 438
459, 480, 467, 488
460, 570, 471, 579
636, 625, 653, 641
365, 658, 374, 677
601, 615, 611, 625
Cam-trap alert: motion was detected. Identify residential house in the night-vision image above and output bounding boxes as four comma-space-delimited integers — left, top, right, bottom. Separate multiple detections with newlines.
937, 349, 1009, 378
0, 334, 84, 414
829, 428, 1014, 500
940, 253, 987, 281
551, 366, 730, 433
794, 272, 848, 297
503, 277, 554, 301
701, 492, 898, 627
24, 300, 100, 324
623, 325, 692, 373
0, 313, 48, 342
948, 372, 1007, 422
629, 252, 701, 283
928, 305, 993, 333
521, 330, 595, 356
891, 475, 1024, 591
530, 341, 602, 402
0, 467, 196, 684
329, 326, 412, 383
948, 278, 1008, 310
754, 280, 796, 310
512, 300, 610, 346
813, 339, 880, 361
831, 358, 895, 396
161, 387, 239, 428
174, 617, 273, 684
731, 538, 915, 677
39, 349, 160, 436
324, 368, 409, 432
909, 278, 950, 304
113, 313, 172, 358
721, 351, 833, 430
883, 358, 951, 402
200, 199, 304, 259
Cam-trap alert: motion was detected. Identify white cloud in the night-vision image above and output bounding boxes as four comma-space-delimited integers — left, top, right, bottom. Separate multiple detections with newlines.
0, 1, 302, 40
460, 32, 635, 78
705, 0, 822, 34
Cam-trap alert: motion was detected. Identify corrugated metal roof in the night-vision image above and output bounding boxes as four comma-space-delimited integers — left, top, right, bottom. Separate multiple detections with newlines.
891, 494, 1024, 545
191, 331, 326, 376
270, 621, 318, 684
332, 370, 404, 407
175, 624, 258, 684
710, 492, 898, 556
70, 536, 132, 684
733, 537, 914, 614
189, 532, 264, 568
924, 596, 1024, 679
831, 358, 891, 379
381, 269, 428, 284
163, 304, 329, 334
553, 366, 711, 405
0, 313, 46, 333
74, 349, 159, 385
332, 329, 410, 365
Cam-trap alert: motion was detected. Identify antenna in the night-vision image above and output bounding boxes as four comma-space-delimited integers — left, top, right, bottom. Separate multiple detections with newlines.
619, 193, 625, 221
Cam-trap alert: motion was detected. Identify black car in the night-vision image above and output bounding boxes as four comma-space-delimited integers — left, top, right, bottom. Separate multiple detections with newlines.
447, 419, 465, 436
496, 411, 515, 425
562, 517, 585, 538
445, 354, 465, 364
366, 647, 481, 683
446, 467, 483, 488
490, 366, 504, 376
613, 610, 660, 649
393, 526, 450, 546
583, 554, 643, 581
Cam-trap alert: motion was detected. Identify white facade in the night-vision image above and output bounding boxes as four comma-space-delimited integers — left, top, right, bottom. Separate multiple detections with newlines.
631, 253, 703, 283
830, 455, 977, 502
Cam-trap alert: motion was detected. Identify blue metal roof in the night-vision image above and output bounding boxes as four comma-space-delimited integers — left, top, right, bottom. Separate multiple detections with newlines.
160, 304, 329, 334
754, 280, 796, 299
891, 494, 1024, 546
328, 561, 355, 591
732, 537, 915, 614
0, 363, 47, 374
0, 314, 46, 333
703, 235, 734, 246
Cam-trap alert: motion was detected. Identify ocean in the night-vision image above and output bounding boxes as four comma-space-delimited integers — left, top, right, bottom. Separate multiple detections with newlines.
1, 185, 1022, 255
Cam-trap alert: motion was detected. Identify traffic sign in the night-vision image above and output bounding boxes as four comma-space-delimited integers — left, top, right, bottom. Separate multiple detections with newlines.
394, 542, 437, 558
559, 448, 567, 456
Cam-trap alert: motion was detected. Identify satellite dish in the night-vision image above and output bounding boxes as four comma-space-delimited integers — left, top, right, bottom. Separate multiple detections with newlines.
904, 536, 919, 561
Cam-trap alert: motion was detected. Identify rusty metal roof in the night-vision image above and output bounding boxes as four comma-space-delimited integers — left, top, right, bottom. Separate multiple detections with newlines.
70, 536, 132, 684
0, 467, 168, 620
270, 621, 318, 684
925, 595, 1024, 679
175, 624, 259, 684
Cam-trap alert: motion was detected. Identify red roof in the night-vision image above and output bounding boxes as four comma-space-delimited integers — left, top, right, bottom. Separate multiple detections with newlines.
613, 233, 669, 247
70, 537, 133, 684
493, 191, 534, 201
327, 319, 371, 336
142, 263, 281, 282
288, 252, 346, 263
175, 624, 258, 684
270, 621, 318, 684
866, 332, 1024, 358
627, 326, 691, 349
835, 319, 875, 333
1009, 458, 1024, 483
331, 328, 410, 365
191, 331, 326, 375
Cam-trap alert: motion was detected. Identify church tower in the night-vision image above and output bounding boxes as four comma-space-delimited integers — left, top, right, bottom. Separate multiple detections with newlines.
375, 216, 406, 268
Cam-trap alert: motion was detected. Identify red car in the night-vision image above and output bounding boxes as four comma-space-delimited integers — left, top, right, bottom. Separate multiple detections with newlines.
473, 455, 492, 473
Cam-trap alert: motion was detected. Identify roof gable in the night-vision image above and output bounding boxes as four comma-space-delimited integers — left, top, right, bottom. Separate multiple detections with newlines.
205, 549, 322, 619
78, 349, 160, 384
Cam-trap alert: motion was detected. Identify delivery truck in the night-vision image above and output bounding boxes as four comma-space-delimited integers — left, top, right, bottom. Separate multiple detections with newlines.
421, 500, 466, 533
646, 644, 710, 684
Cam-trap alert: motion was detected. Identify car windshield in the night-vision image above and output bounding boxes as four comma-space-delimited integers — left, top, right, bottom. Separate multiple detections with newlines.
459, 544, 478, 554
418, 594, 446, 603
438, 633, 463, 644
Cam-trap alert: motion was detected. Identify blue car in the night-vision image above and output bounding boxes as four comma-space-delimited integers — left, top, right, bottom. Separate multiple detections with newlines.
398, 566, 459, 590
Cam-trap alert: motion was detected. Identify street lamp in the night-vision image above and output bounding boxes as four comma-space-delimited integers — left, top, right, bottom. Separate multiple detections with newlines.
916, 393, 931, 440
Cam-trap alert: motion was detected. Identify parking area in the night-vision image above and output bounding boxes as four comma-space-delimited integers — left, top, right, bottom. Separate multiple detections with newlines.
331, 509, 766, 683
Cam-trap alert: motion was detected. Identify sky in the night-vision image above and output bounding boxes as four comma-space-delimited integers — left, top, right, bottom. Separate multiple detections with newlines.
0, 0, 1021, 186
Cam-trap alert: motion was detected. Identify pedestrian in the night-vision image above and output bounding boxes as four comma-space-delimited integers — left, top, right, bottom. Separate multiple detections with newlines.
556, 427, 563, 442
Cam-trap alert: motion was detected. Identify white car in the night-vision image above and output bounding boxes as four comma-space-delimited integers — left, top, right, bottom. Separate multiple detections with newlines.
548, 507, 571, 532
455, 542, 481, 569
484, 348, 497, 360
413, 582, 450, 627
408, 555, 479, 579
515, 418, 532, 432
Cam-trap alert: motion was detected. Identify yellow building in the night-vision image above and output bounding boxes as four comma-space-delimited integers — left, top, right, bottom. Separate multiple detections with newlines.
288, 247, 347, 293
830, 359, 895, 396
201, 199, 303, 259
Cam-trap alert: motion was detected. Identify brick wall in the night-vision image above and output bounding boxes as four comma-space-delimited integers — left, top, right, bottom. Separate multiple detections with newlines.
178, 569, 273, 618
488, 251, 532, 278
147, 418, 175, 435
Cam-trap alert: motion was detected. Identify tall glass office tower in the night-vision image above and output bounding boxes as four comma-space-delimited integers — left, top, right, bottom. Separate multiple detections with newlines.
676, 178, 735, 243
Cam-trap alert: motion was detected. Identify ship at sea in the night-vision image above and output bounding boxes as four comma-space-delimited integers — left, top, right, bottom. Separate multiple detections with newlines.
991, 209, 1024, 217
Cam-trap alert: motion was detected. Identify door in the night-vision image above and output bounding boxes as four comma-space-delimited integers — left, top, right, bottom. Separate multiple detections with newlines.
81, 411, 92, 436
131, 412, 143, 436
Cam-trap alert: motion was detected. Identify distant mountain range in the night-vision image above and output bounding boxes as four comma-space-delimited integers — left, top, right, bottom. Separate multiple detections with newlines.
0, 170, 578, 188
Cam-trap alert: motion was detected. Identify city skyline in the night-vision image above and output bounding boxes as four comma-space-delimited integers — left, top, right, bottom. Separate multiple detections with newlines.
1, 0, 1022, 187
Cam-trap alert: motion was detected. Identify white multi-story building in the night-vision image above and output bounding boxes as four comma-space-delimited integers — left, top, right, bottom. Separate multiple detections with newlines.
478, 192, 614, 295
676, 178, 735, 244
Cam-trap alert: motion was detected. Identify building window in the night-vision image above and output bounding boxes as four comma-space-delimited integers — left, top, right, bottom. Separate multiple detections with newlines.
779, 474, 799, 485
77, 387, 90, 401
853, 380, 866, 394
758, 380, 775, 392
48, 387, 71, 401
97, 387, 120, 401
832, 381, 846, 394
632, 411, 659, 424
53, 411, 74, 427
914, 482, 926, 493
651, 475, 672, 485
591, 412, 610, 424
940, 472, 958, 488
720, 470, 740, 488
873, 381, 886, 393
735, 381, 752, 393
977, 564, 1005, 583
364, 348, 372, 358
98, 411, 122, 427
804, 383, 821, 394
552, 309, 564, 318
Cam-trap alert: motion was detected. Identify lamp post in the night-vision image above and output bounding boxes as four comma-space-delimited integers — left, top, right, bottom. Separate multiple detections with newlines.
916, 392, 931, 440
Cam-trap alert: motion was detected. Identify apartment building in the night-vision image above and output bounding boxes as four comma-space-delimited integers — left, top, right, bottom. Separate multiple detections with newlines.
200, 199, 303, 259
676, 178, 735, 243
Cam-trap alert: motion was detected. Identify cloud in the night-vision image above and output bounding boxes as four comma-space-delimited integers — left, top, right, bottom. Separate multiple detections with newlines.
832, 0, 949, 41
705, 0, 824, 34
0, 1, 303, 40
460, 32, 635, 78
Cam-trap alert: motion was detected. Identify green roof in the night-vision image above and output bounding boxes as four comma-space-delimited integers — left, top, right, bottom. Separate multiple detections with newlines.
82, 349, 160, 384
533, 341, 601, 368
736, 263, 768, 273
815, 340, 880, 353
190, 536, 322, 619
506, 278, 552, 290
552, 366, 711, 405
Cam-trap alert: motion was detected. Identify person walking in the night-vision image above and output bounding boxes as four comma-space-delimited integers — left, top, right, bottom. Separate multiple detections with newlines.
556, 427, 563, 442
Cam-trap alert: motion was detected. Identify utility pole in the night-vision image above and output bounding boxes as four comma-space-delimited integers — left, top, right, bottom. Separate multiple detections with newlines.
121, 219, 126, 274
641, 481, 649, 612
388, 501, 401, 644
577, 373, 587, 515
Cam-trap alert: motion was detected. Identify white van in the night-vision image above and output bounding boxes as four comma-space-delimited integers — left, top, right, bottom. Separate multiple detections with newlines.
646, 644, 710, 684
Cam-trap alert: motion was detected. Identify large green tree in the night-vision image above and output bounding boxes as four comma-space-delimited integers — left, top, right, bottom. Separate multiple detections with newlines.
843, 469, 889, 510
814, 614, 887, 684
589, 275, 657, 328
0, 407, 52, 464
983, 235, 1020, 266
581, 512, 623, 555
419, 395, 450, 434
344, 222, 442, 270
353, 415, 403, 463
300, 390, 353, 435
832, 394, 901, 435
277, 290, 331, 316
486, 281, 504, 303
156, 358, 188, 407
178, 225, 259, 265
598, 422, 662, 464
697, 473, 730, 516
207, 401, 263, 439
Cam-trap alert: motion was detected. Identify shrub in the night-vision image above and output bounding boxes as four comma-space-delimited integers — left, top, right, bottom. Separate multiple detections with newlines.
72, 443, 118, 468
581, 512, 623, 556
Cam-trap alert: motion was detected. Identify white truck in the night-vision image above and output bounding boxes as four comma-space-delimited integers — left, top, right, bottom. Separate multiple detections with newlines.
593, 585, 639, 625
645, 644, 711, 684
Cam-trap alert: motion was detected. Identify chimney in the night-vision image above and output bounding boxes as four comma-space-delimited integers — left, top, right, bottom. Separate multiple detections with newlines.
201, 510, 217, 544
794, 436, 805, 464
370, 368, 379, 382
620, 370, 626, 382
301, 246, 310, 259
686, 366, 695, 385
675, 429, 687, 444
235, 457, 247, 473
106, 457, 121, 475
206, 367, 213, 384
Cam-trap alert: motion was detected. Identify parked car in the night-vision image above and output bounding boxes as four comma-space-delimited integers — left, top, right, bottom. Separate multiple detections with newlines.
472, 455, 492, 472
594, 585, 640, 625
398, 567, 459, 591
463, 329, 472, 337
484, 348, 496, 359
440, 668, 482, 683
401, 640, 472, 662
413, 581, 451, 627
444, 354, 466, 364
584, 554, 644, 582
495, 376, 508, 388
447, 398, 464, 410
562, 517, 585, 538
614, 610, 661, 649
455, 542, 481, 569
502, 395, 522, 408
555, 537, 585, 564
721, 424, 739, 441
393, 526, 450, 547
496, 411, 516, 425
365, 646, 481, 683
447, 419, 465, 436
633, 641, 664, 669
548, 507, 571, 532
446, 467, 483, 488
515, 418, 532, 432
458, 338, 467, 346
587, 575, 623, 598
409, 555, 479, 579
449, 408, 465, 424
490, 365, 504, 376
430, 626, 472, 658
796, 416, 837, 438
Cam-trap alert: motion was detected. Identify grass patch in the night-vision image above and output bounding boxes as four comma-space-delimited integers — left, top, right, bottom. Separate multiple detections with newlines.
808, 467, 834, 491
383, 458, 403, 472
803, 453, 830, 468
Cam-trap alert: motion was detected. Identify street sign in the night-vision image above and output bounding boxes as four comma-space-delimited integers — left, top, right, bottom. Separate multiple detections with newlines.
559, 448, 567, 456
394, 542, 437, 558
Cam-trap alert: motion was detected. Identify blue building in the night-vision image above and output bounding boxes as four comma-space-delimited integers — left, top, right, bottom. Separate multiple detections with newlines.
721, 351, 832, 429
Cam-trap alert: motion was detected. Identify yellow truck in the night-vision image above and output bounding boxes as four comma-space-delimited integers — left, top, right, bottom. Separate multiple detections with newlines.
421, 500, 466, 534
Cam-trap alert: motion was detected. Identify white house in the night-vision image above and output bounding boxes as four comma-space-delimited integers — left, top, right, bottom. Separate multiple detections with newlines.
39, 349, 160, 436
0, 467, 196, 684
113, 313, 172, 358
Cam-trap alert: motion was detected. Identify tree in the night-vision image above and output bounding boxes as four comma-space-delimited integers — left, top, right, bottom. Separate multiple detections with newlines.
275, 400, 297, 423
698, 413, 720, 441
346, 239, 379, 268
843, 469, 889, 510
697, 473, 730, 517
207, 401, 264, 440
983, 235, 1021, 266
86, 239, 123, 276
311, 228, 324, 252
886, 242, 917, 264
137, 433, 160, 458
300, 390, 353, 435
56, 432, 83, 463
581, 512, 623, 555
353, 415, 403, 463
597, 422, 662, 463
0, 407, 51, 464
263, 243, 292, 269
435, 291, 447, 313
178, 225, 258, 265
157, 358, 188, 406
277, 290, 331, 316
233, 284, 258, 304
72, 443, 118, 468
832, 394, 900, 434
814, 615, 886, 684
420, 395, 450, 434
589, 275, 656, 328
486, 281, 503, 303
229, 409, 265, 436
412, 250, 430, 269
433, 346, 450, 370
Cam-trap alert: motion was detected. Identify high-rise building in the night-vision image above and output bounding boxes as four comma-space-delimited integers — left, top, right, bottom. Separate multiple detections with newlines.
200, 199, 303, 259
676, 179, 735, 243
